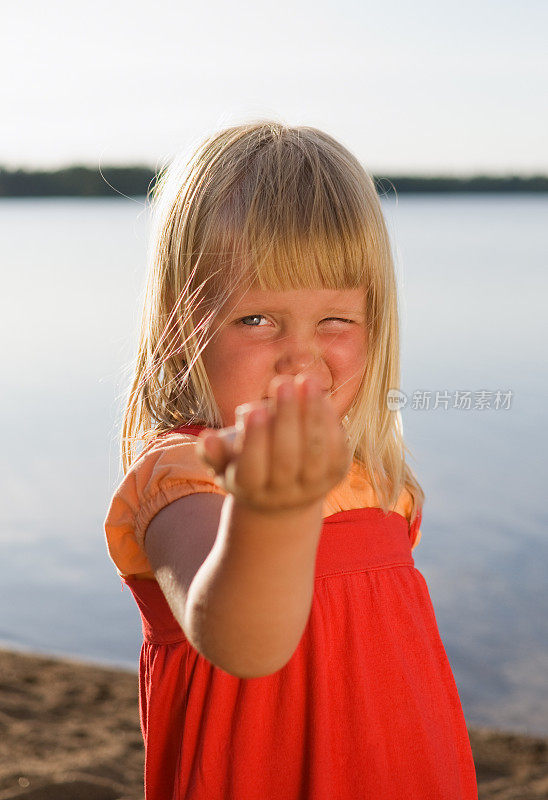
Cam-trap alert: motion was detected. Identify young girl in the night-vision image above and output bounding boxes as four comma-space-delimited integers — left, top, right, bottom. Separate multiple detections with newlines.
104, 121, 478, 799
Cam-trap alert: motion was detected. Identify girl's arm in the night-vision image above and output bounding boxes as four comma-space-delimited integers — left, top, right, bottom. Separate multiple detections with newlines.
145, 492, 324, 678
145, 374, 351, 679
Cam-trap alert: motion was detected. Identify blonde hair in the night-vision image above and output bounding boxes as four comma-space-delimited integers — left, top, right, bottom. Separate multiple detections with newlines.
121, 120, 424, 522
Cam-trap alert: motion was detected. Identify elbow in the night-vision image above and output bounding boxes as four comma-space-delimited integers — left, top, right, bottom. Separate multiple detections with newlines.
184, 617, 294, 678
220, 656, 290, 680
183, 598, 301, 679
210, 655, 290, 680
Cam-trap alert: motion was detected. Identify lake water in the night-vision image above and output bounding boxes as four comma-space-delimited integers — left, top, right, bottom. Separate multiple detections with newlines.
1, 194, 546, 736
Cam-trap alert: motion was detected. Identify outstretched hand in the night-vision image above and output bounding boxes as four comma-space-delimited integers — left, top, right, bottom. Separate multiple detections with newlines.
196, 375, 353, 514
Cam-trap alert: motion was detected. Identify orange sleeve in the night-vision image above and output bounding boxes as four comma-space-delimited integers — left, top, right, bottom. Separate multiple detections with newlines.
104, 432, 228, 578
324, 461, 423, 550
391, 485, 422, 551
409, 508, 423, 551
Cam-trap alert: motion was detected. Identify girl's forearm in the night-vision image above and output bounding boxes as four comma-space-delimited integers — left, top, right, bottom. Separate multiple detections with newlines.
183, 494, 324, 679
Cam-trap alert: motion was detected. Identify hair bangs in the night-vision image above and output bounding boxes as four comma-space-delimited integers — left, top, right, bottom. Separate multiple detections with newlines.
190, 132, 375, 302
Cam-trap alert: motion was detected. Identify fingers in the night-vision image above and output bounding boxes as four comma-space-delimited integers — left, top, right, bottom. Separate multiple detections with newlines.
196, 430, 232, 475
230, 406, 270, 495
299, 378, 330, 486
269, 377, 302, 488
197, 375, 354, 511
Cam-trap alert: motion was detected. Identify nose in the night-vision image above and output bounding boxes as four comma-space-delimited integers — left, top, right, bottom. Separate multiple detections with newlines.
274, 336, 328, 384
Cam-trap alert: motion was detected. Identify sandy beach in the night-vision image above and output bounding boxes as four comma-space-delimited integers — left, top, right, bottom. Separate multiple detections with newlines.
0, 647, 546, 799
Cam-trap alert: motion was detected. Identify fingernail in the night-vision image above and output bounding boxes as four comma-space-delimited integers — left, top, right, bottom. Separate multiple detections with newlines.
235, 401, 264, 431
249, 407, 268, 425
235, 402, 254, 421
278, 380, 295, 399
304, 378, 319, 396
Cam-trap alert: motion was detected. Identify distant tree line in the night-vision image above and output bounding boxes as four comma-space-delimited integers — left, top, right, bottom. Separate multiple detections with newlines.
374, 175, 548, 194
0, 165, 546, 197
0, 166, 156, 198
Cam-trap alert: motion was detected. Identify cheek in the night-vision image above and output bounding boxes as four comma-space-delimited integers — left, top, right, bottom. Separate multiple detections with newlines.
203, 336, 268, 398
326, 333, 367, 374
222, 336, 272, 371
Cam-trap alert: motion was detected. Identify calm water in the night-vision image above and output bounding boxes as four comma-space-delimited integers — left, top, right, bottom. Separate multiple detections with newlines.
1, 195, 546, 735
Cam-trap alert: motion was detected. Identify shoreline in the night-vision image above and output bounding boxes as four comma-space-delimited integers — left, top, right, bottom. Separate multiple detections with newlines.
0, 638, 138, 675
0, 647, 547, 799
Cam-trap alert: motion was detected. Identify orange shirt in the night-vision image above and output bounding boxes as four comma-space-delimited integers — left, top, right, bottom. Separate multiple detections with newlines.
104, 430, 422, 580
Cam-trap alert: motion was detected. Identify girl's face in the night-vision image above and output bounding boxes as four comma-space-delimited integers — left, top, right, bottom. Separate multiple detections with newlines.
200, 286, 368, 427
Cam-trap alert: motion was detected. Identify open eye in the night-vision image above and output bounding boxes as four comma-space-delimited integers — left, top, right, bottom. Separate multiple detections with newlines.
237, 315, 267, 326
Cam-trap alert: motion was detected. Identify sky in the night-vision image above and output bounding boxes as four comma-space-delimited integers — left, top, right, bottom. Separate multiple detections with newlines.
2, 0, 547, 174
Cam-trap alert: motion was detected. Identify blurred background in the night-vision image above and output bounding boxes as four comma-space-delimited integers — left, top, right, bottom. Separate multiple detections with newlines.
1, 0, 547, 741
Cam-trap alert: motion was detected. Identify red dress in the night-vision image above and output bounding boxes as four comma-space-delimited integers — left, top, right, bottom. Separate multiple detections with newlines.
121, 425, 478, 800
